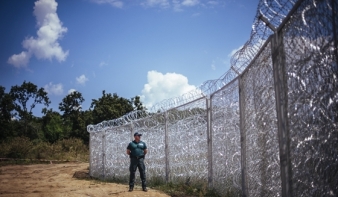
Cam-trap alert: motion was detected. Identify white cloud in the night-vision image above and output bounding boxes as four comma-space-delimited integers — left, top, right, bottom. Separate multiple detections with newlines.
44, 82, 63, 96
7, 52, 31, 68
68, 89, 76, 94
90, 0, 221, 11
140, 70, 196, 108
172, 0, 200, 11
91, 0, 124, 8
141, 0, 170, 8
8, 0, 68, 68
172, 0, 183, 11
182, 0, 199, 7
76, 74, 89, 85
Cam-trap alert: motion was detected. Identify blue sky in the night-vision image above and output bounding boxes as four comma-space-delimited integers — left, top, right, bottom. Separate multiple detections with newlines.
0, 0, 259, 116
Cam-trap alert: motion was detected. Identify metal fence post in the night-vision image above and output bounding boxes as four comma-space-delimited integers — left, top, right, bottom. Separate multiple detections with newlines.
271, 30, 292, 197
102, 130, 106, 180
332, 0, 338, 68
206, 96, 213, 188
238, 76, 248, 197
164, 111, 170, 182
89, 133, 92, 176
131, 122, 134, 140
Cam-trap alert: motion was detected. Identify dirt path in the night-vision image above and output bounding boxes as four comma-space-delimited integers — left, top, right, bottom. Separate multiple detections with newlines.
0, 162, 170, 197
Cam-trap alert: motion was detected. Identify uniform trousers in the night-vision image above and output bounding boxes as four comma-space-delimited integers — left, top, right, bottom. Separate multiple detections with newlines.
129, 157, 146, 188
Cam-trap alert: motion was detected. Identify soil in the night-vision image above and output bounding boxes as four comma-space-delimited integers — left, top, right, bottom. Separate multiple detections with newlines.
0, 162, 170, 197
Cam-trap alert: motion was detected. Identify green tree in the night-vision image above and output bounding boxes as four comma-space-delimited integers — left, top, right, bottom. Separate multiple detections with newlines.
59, 91, 84, 118
9, 81, 50, 138
131, 95, 146, 111
90, 91, 142, 124
41, 108, 64, 143
59, 91, 87, 142
0, 86, 15, 141
82, 109, 93, 134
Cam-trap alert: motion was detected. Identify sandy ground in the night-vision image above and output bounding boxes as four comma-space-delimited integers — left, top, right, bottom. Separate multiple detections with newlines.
0, 162, 170, 197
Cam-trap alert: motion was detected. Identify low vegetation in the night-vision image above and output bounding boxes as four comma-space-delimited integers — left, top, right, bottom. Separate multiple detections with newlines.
149, 179, 222, 197
102, 175, 235, 197
0, 137, 88, 165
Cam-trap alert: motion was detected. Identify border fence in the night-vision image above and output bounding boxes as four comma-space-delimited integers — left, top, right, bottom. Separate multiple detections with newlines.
87, 0, 338, 196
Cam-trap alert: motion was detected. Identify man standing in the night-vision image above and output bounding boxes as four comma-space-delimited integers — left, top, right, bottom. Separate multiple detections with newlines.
126, 132, 148, 192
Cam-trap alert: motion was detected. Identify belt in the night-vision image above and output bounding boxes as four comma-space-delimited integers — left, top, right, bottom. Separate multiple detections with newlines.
131, 155, 144, 159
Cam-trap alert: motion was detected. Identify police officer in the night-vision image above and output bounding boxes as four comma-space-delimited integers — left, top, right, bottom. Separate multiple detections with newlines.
126, 132, 148, 192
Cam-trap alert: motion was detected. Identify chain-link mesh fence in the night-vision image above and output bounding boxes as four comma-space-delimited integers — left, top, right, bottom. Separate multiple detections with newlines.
283, 0, 338, 196
211, 79, 242, 196
240, 40, 281, 196
87, 0, 338, 196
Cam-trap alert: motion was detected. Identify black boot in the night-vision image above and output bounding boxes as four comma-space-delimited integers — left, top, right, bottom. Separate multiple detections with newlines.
128, 186, 133, 192
141, 179, 147, 192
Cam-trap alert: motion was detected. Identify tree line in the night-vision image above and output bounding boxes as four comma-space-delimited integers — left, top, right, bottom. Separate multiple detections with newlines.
0, 81, 145, 145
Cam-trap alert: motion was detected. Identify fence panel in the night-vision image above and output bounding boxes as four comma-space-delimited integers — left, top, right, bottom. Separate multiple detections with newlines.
139, 114, 167, 181
240, 41, 281, 196
167, 97, 208, 182
89, 131, 104, 178
104, 125, 131, 181
211, 79, 242, 196
283, 0, 338, 196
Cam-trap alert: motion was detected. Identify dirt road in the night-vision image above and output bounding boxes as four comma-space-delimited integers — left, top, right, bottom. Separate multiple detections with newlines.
0, 162, 170, 197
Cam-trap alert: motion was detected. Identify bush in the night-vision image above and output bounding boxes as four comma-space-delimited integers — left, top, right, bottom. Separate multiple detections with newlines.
57, 138, 89, 161
30, 141, 63, 160
0, 137, 33, 159
0, 141, 10, 157
0, 137, 89, 162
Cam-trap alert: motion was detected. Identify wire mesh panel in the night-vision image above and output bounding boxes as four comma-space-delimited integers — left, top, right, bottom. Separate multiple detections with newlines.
104, 125, 131, 181
89, 131, 104, 178
240, 41, 281, 196
211, 79, 242, 196
283, 0, 338, 196
138, 115, 166, 180
167, 97, 208, 182
105, 116, 167, 182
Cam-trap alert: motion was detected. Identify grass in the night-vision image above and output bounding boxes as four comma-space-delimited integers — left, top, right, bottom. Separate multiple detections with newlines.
95, 175, 230, 197
152, 181, 221, 197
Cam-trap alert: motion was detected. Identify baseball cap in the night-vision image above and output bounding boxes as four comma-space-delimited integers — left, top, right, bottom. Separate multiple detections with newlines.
134, 132, 142, 136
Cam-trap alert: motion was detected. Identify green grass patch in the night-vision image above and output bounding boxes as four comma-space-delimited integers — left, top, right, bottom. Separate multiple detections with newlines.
98, 175, 231, 197
149, 177, 221, 197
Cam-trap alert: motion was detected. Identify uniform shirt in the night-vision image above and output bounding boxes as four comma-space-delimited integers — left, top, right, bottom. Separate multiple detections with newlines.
127, 140, 147, 157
